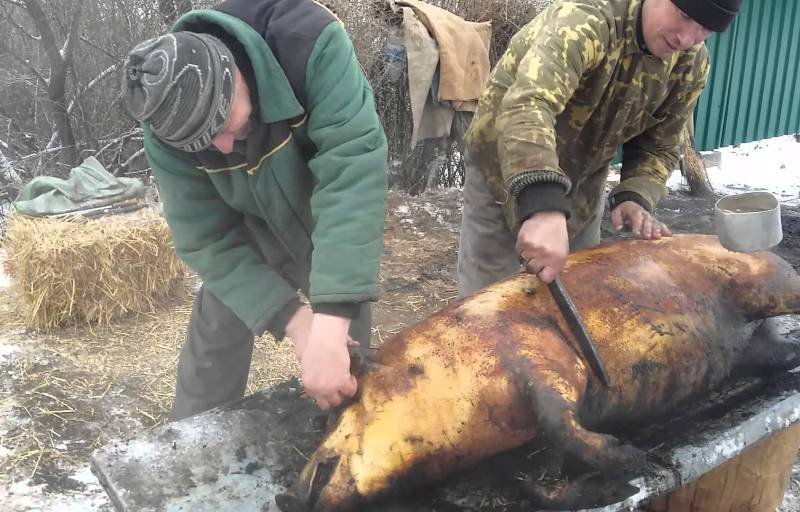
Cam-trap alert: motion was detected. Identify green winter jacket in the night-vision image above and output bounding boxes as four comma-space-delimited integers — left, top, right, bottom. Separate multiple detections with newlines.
466, 0, 709, 233
142, 0, 388, 337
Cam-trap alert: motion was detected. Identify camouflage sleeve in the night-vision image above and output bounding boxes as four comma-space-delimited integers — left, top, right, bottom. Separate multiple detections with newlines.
611, 48, 711, 210
495, 3, 611, 196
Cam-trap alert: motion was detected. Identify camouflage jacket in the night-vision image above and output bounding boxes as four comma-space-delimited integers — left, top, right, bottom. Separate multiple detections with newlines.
465, 0, 710, 233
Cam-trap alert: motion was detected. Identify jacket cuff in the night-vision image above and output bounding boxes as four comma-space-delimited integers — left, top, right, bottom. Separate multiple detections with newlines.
507, 169, 572, 197
312, 302, 361, 319
609, 191, 651, 212
262, 297, 303, 340
516, 183, 571, 224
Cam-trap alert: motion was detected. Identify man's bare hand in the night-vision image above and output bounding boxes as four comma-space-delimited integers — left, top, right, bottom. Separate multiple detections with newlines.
300, 313, 357, 410
611, 201, 672, 240
516, 211, 569, 283
285, 304, 314, 361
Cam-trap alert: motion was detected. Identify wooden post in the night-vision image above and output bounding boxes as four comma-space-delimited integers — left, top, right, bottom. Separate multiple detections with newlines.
647, 422, 800, 512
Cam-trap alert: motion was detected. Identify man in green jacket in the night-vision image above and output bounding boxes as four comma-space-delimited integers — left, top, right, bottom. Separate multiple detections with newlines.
123, 0, 388, 418
458, 0, 741, 296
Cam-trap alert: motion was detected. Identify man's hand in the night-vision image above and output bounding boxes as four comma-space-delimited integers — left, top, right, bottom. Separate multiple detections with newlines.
611, 201, 672, 240
299, 313, 357, 410
285, 304, 359, 360
516, 211, 569, 283
285, 304, 314, 360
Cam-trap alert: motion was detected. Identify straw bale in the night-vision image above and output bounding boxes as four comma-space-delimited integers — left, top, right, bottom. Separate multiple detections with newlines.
2, 208, 188, 330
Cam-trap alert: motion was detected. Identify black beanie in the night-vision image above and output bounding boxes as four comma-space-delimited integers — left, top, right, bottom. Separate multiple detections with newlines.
123, 32, 235, 152
670, 0, 742, 32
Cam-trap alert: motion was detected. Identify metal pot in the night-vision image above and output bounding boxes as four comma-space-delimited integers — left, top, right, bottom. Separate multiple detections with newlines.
714, 191, 783, 253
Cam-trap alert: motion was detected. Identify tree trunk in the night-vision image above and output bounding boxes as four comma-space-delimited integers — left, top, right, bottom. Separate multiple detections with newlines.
679, 116, 714, 197
47, 61, 78, 165
23, 0, 83, 167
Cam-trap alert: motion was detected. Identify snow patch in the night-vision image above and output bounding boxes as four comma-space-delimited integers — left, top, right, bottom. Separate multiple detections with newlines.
421, 203, 446, 222
668, 135, 800, 204
0, 475, 111, 512
0, 341, 18, 365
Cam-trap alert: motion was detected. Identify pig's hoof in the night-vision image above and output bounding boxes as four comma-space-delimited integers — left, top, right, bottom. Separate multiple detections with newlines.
578, 432, 647, 470
610, 441, 647, 469
523, 472, 640, 509
275, 492, 310, 512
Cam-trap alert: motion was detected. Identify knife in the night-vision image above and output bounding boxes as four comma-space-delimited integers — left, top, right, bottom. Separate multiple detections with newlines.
547, 276, 612, 386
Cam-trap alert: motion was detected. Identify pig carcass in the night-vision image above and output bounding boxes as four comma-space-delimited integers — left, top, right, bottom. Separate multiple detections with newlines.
276, 234, 800, 511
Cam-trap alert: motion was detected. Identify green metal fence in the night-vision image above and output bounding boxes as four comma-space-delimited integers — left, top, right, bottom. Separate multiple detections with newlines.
694, 0, 800, 150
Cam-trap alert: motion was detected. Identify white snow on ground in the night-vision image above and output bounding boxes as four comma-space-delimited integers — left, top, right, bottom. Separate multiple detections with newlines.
667, 134, 800, 204
0, 341, 17, 366
0, 471, 112, 512
0, 248, 112, 511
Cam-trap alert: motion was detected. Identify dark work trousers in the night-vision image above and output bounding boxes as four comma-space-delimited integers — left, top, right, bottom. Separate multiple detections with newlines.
169, 287, 371, 421
456, 156, 606, 298
169, 281, 372, 421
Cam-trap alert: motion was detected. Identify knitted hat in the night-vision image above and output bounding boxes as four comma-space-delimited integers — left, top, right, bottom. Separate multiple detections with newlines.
671, 0, 742, 32
123, 32, 235, 152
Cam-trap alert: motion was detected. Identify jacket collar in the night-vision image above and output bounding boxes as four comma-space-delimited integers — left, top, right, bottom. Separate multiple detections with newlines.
622, 0, 647, 56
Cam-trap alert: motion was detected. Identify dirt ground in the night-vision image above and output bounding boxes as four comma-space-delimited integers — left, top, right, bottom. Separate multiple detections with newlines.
1, 184, 800, 510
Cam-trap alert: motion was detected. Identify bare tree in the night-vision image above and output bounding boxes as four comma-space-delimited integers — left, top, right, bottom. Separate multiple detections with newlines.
0, 0, 167, 187
20, 0, 84, 166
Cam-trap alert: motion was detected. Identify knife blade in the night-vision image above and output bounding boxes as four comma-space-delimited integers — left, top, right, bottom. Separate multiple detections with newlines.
547, 276, 611, 386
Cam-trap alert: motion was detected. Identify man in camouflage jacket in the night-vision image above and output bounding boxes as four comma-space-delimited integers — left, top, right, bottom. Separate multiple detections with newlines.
458, 0, 742, 295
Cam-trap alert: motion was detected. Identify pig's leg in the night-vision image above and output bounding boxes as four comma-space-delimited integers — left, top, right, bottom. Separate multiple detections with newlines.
513, 376, 644, 509
526, 377, 646, 469
499, 342, 646, 471
734, 317, 800, 377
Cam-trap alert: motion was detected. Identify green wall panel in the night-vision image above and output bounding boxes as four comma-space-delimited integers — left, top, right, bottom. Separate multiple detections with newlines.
694, 0, 800, 150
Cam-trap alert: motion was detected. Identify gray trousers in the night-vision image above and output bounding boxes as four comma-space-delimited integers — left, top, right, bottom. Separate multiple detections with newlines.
457, 158, 605, 297
169, 285, 371, 421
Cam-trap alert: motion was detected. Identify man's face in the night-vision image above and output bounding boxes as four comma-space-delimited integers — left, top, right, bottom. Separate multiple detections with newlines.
641, 0, 714, 58
212, 66, 252, 154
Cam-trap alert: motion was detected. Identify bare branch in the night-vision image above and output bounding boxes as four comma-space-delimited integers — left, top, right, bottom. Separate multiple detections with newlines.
113, 0, 136, 40
61, 0, 83, 63
45, 131, 58, 151
67, 62, 122, 114
0, 38, 48, 86
122, 147, 145, 167
0, 114, 38, 154
0, 145, 22, 184
114, 147, 145, 175
91, 127, 141, 158
79, 34, 120, 60
15, 145, 64, 163
21, 0, 61, 68
158, 0, 192, 27
2, 7, 42, 42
